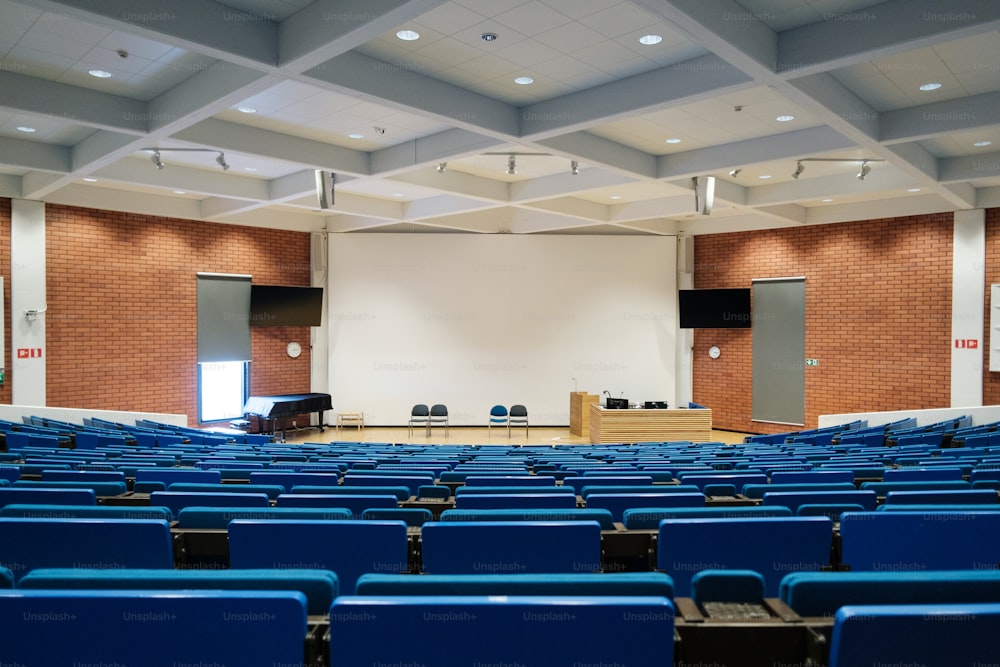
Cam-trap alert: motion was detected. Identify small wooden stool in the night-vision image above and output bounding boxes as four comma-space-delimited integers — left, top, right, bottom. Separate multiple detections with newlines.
336, 412, 365, 432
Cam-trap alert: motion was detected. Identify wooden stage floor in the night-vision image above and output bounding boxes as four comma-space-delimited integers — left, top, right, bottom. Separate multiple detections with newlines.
281, 424, 751, 447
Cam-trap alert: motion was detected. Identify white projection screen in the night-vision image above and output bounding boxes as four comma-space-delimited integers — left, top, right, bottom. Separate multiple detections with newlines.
327, 234, 677, 427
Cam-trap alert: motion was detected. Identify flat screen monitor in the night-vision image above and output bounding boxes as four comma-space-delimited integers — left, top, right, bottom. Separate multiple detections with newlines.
678, 288, 751, 329
249, 285, 323, 326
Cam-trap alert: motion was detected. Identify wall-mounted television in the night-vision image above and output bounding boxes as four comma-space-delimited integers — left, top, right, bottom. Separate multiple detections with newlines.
249, 285, 323, 326
678, 288, 751, 329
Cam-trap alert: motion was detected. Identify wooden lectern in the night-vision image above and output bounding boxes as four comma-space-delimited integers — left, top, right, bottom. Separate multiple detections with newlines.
569, 392, 600, 438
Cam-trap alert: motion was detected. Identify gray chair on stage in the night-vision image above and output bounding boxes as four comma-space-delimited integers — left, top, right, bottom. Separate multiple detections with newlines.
429, 404, 449, 437
508, 405, 528, 438
408, 404, 430, 437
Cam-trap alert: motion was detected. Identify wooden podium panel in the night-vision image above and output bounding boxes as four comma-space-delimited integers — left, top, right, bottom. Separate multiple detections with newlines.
570, 392, 600, 437
589, 404, 712, 443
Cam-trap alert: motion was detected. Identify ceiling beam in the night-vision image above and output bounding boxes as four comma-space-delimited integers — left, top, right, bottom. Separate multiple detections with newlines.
15, 0, 280, 67
658, 126, 855, 179
520, 54, 753, 139
279, 0, 448, 70
304, 51, 521, 139
536, 132, 658, 180
371, 129, 503, 175
0, 71, 148, 134
879, 91, 1000, 144
777, 0, 1000, 77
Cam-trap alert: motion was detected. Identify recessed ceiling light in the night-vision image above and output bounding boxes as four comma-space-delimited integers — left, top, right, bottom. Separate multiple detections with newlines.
665, 138, 682, 144
759, 174, 773, 179
974, 140, 992, 147
15, 126, 36, 133
393, 193, 405, 197
396, 29, 420, 41
919, 82, 942, 91
821, 198, 833, 202
173, 190, 187, 194
244, 167, 257, 172
88, 69, 112, 78
236, 106, 257, 114
83, 177, 98, 182
348, 133, 365, 139
481, 32, 498, 42
907, 188, 921, 193
610, 195, 622, 200
776, 114, 795, 122
639, 34, 663, 45
514, 76, 534, 85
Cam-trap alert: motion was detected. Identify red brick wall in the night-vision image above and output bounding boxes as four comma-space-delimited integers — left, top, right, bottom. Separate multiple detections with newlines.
42, 203, 312, 426
692, 213, 954, 434
983, 208, 1000, 405
0, 199, 11, 406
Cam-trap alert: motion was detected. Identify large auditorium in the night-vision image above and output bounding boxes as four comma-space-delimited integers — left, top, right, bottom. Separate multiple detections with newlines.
2, 1, 1000, 665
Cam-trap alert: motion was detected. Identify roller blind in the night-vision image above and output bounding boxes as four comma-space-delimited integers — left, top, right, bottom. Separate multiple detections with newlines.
197, 273, 251, 363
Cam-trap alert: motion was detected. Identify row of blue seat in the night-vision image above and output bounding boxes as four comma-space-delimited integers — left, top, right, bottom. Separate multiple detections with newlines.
2, 511, 998, 595
1, 580, 997, 665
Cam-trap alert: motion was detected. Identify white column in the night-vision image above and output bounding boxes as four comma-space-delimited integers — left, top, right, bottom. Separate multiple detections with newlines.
675, 235, 693, 406
11, 199, 47, 406
310, 231, 330, 423
951, 209, 986, 408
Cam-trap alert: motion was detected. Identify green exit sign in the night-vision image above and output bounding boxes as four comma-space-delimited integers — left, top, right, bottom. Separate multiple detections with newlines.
805, 358, 819, 367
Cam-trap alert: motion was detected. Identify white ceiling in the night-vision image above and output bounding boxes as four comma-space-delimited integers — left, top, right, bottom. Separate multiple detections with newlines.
1, 0, 999, 236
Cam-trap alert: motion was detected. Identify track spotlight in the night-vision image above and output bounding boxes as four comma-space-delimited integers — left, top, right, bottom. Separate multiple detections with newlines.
216, 152, 230, 171
729, 168, 742, 178
857, 160, 870, 180
437, 162, 447, 173
507, 154, 517, 175
570, 160, 579, 176
150, 150, 163, 170
792, 161, 804, 179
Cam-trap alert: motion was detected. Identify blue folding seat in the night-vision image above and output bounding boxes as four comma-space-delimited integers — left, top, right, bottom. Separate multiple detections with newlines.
761, 490, 877, 513
454, 493, 577, 510
828, 603, 1000, 667
421, 520, 602, 574
176, 507, 351, 528
622, 505, 793, 530
884, 489, 997, 505
586, 492, 705, 521
276, 493, 398, 517
657, 517, 833, 596
842, 511, 1000, 571
228, 519, 409, 594
149, 491, 269, 519
0, 487, 96, 508
440, 508, 615, 530
0, 518, 173, 583
355, 571, 674, 597
329, 595, 673, 667
0, 590, 307, 665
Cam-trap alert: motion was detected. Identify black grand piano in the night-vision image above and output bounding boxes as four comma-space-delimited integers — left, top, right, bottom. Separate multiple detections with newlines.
242, 393, 332, 440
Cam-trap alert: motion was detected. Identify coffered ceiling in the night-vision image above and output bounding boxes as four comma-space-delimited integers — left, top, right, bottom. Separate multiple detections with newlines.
1, 0, 998, 236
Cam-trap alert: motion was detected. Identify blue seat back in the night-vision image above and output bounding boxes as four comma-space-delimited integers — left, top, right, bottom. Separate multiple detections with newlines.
0, 590, 306, 665
462, 475, 556, 486
780, 571, 1000, 617
343, 474, 428, 495
0, 504, 172, 521
361, 508, 433, 526
455, 485, 575, 495
441, 508, 616, 530
149, 491, 269, 519
176, 507, 353, 528
454, 493, 578, 510
135, 468, 222, 485
0, 518, 173, 583
829, 603, 1000, 667
421, 520, 602, 574
586, 492, 705, 521
354, 572, 674, 597
657, 517, 833, 596
741, 482, 857, 499
0, 487, 97, 508
840, 511, 1000, 571
228, 519, 409, 594
329, 595, 673, 667
761, 490, 877, 513
622, 505, 793, 530
18, 567, 337, 616
883, 489, 998, 505
249, 472, 340, 488
40, 470, 126, 484
563, 476, 653, 493
677, 473, 768, 491
276, 493, 398, 517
